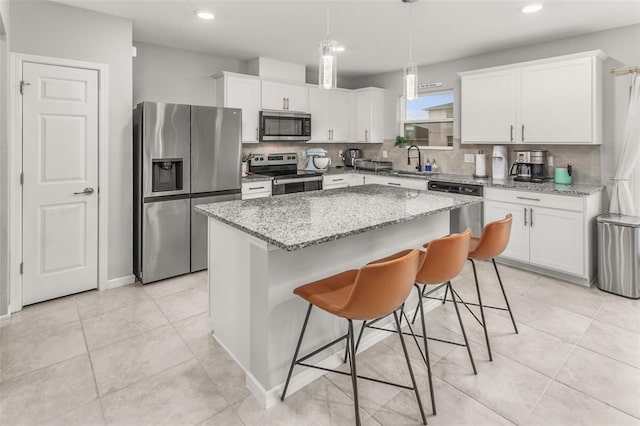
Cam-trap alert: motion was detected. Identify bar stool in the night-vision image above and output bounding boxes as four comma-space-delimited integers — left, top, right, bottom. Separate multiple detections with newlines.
280, 249, 427, 426
357, 229, 475, 416
466, 214, 518, 361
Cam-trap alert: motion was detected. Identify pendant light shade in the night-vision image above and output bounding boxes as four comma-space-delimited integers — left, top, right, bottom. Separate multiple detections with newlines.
402, 0, 418, 100
319, 39, 338, 90
405, 63, 418, 101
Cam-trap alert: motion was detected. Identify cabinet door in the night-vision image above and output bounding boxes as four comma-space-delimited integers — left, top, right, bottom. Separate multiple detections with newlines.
529, 206, 584, 275
329, 91, 352, 142
355, 91, 371, 142
348, 174, 364, 186
461, 70, 517, 144
521, 57, 594, 144
261, 81, 308, 112
323, 174, 350, 189
226, 77, 260, 143
484, 200, 529, 262
368, 90, 385, 143
309, 89, 331, 141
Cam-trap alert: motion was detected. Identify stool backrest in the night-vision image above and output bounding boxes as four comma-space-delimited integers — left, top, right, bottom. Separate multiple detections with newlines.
416, 228, 472, 285
337, 249, 421, 321
469, 214, 512, 259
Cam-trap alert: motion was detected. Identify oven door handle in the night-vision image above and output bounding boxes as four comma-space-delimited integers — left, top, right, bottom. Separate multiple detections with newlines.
273, 177, 323, 185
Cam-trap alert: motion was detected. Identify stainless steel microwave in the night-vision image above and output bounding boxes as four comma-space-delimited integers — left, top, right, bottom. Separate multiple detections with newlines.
259, 111, 311, 142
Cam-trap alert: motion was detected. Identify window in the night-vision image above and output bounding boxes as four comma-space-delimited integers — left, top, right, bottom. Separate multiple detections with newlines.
402, 90, 454, 149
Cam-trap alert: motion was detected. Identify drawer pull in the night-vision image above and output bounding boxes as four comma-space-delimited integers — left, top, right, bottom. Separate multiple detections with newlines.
332, 178, 344, 182
510, 125, 514, 142
516, 196, 541, 202
248, 186, 266, 190
388, 182, 401, 186
524, 207, 527, 226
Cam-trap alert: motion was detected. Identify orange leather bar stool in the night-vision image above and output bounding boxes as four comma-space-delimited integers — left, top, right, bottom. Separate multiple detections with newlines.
466, 214, 518, 361
358, 229, 475, 417
281, 250, 427, 426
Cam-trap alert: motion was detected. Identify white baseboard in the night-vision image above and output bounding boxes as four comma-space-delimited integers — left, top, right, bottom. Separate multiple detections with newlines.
0, 312, 11, 328
106, 274, 136, 290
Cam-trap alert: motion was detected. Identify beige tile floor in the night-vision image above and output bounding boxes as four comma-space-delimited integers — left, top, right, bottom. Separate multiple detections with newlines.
1, 262, 639, 426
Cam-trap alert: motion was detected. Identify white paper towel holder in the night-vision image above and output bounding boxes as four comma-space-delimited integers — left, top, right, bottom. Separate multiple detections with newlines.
473, 152, 489, 179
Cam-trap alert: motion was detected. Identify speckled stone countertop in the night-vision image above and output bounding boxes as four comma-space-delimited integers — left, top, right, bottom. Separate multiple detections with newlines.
196, 184, 481, 251
241, 173, 272, 183
323, 168, 603, 196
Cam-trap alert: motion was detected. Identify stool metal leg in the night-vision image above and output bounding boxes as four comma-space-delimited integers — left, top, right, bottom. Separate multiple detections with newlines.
469, 259, 493, 361
347, 319, 362, 426
493, 259, 519, 334
415, 285, 436, 415
281, 303, 313, 401
393, 310, 427, 425
449, 281, 477, 375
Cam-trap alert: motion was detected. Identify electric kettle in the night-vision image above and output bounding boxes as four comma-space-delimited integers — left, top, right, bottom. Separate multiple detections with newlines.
554, 165, 572, 184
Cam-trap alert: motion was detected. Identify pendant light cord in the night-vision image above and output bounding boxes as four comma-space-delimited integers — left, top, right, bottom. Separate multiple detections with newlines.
326, 0, 330, 39
409, 2, 413, 62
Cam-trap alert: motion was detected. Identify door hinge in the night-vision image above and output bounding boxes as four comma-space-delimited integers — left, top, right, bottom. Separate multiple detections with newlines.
19, 80, 31, 95
20, 172, 24, 185
20, 263, 23, 274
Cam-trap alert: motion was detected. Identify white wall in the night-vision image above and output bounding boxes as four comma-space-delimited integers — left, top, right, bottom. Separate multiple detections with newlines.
354, 23, 640, 187
133, 42, 248, 106
10, 1, 133, 285
0, 0, 10, 317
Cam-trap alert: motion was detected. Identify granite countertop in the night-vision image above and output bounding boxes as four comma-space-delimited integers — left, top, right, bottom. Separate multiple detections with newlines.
322, 168, 603, 196
196, 184, 482, 251
242, 173, 273, 183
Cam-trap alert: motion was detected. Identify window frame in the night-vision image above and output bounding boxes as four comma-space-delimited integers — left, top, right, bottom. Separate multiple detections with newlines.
400, 89, 454, 150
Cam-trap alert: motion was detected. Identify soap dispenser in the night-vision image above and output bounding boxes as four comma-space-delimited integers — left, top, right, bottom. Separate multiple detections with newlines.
425, 158, 432, 172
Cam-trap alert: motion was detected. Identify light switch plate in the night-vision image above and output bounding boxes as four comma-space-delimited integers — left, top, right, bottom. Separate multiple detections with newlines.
382, 150, 388, 159
464, 154, 475, 163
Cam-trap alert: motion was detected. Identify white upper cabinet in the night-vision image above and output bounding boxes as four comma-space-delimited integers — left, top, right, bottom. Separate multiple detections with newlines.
309, 89, 353, 143
520, 57, 598, 144
215, 73, 261, 144
261, 81, 309, 112
461, 69, 517, 144
460, 50, 605, 145
354, 88, 385, 143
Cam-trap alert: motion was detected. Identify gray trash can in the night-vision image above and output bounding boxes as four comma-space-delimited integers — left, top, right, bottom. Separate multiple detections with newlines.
597, 213, 640, 299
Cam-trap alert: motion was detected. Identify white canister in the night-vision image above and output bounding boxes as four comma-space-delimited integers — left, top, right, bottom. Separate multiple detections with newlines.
241, 161, 248, 177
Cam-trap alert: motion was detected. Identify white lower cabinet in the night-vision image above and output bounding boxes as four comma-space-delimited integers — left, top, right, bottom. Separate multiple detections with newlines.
241, 181, 272, 200
322, 173, 365, 190
484, 188, 601, 285
364, 175, 427, 191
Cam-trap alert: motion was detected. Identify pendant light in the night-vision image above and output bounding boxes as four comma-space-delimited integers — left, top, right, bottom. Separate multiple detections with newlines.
319, 1, 337, 90
402, 0, 418, 101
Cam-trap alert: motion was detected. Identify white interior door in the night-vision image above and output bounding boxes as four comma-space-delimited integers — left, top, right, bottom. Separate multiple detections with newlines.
22, 62, 99, 305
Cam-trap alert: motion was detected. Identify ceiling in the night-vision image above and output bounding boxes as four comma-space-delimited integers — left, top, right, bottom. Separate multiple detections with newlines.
55, 0, 640, 78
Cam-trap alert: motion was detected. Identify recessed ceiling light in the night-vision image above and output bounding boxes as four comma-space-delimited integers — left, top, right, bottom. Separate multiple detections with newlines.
335, 46, 346, 52
521, 4, 543, 13
194, 10, 215, 20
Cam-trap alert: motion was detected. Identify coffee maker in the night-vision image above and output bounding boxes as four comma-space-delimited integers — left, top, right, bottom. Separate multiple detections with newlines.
509, 150, 548, 182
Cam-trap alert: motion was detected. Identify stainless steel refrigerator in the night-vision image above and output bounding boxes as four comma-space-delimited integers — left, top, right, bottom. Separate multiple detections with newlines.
133, 102, 242, 284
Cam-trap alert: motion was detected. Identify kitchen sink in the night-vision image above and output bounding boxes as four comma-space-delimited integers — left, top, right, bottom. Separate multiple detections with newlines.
389, 170, 431, 179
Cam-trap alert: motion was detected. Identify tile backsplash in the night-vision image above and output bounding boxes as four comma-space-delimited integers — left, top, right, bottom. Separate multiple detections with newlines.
242, 140, 601, 184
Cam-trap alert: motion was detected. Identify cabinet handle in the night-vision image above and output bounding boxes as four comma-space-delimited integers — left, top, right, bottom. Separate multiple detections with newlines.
286, 97, 290, 110
388, 182, 401, 186
255, 127, 259, 140
516, 196, 541, 202
333, 178, 344, 182
530, 208, 534, 226
521, 124, 525, 142
365, 129, 369, 141
249, 186, 266, 190
510, 125, 514, 142
331, 129, 334, 140
523, 207, 527, 226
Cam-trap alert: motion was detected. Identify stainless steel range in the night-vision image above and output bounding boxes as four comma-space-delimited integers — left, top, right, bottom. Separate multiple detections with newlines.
249, 153, 323, 195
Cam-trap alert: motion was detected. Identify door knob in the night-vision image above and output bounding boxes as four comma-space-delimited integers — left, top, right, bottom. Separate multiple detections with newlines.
74, 187, 95, 195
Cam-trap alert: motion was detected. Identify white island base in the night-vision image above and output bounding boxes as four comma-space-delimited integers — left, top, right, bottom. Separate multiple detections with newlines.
207, 212, 450, 409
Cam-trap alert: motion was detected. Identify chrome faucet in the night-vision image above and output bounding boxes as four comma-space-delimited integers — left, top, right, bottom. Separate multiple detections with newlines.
407, 145, 422, 172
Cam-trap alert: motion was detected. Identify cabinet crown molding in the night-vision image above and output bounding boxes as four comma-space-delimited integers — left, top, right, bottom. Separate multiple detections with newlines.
458, 50, 607, 77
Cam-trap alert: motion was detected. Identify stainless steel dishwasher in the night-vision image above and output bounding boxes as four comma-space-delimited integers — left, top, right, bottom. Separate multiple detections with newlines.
428, 181, 484, 236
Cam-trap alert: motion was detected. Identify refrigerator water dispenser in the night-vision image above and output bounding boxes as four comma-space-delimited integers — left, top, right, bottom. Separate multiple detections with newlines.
152, 159, 183, 192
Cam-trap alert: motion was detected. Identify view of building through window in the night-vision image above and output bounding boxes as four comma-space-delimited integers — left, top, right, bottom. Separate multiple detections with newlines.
404, 91, 454, 147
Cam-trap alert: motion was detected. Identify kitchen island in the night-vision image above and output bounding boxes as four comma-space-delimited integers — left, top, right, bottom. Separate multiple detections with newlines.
196, 185, 482, 408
